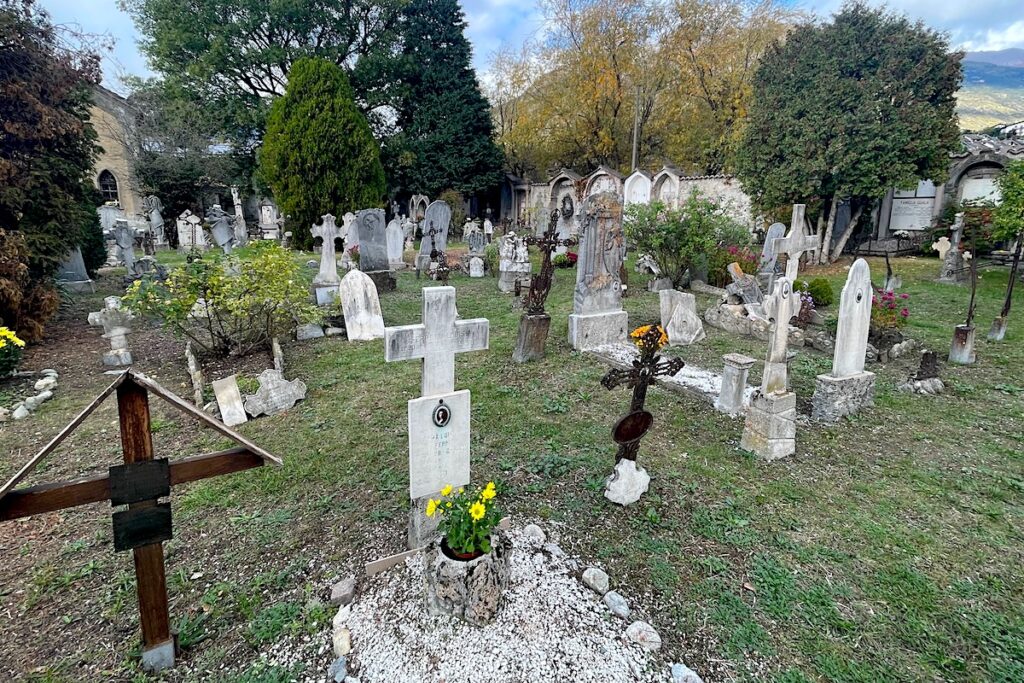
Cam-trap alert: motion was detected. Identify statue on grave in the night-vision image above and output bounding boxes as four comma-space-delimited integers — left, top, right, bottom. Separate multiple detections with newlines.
206, 204, 235, 254
560, 194, 574, 219
143, 195, 165, 244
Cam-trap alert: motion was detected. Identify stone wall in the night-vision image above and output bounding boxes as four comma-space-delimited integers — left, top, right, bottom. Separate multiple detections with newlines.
90, 87, 143, 218
677, 176, 755, 228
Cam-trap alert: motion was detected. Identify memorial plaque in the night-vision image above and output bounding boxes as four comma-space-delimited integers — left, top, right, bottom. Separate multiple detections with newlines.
408, 390, 470, 499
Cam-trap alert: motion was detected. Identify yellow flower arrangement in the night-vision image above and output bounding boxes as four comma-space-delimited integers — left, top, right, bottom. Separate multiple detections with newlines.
425, 481, 501, 557
630, 324, 668, 351
0, 326, 26, 375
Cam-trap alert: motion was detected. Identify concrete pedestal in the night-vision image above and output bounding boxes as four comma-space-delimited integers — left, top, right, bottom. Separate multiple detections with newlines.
715, 353, 755, 415
408, 493, 441, 549
810, 371, 875, 423
512, 313, 551, 363
568, 311, 628, 351
949, 324, 976, 365
739, 391, 796, 460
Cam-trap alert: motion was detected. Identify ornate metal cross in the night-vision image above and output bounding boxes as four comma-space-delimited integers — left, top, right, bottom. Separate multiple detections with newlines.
600, 326, 684, 462
425, 221, 451, 285
522, 210, 578, 315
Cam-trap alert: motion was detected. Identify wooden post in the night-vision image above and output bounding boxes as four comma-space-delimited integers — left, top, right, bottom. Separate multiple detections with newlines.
117, 377, 175, 671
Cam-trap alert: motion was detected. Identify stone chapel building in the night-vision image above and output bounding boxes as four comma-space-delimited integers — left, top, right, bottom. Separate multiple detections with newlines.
89, 85, 144, 221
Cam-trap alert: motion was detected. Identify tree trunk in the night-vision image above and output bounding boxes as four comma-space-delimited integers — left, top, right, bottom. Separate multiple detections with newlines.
830, 205, 864, 262
818, 196, 839, 265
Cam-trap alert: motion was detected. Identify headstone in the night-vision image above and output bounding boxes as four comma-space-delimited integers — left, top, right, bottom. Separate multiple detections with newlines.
312, 214, 343, 304
143, 195, 166, 245
356, 208, 389, 273
469, 257, 484, 278
342, 212, 358, 251
89, 296, 135, 366
176, 210, 207, 251
932, 236, 952, 261
468, 231, 485, 255
497, 232, 530, 293
383, 287, 489, 548
339, 270, 385, 341
771, 205, 818, 283
98, 203, 125, 232
811, 259, 875, 422
386, 218, 405, 267
715, 353, 755, 415
758, 222, 787, 284
725, 262, 763, 306
206, 204, 235, 254
417, 201, 452, 273
211, 375, 248, 426
740, 278, 799, 460
659, 290, 705, 346
258, 200, 281, 239
567, 192, 627, 350
243, 369, 307, 417
938, 213, 967, 283
114, 219, 137, 274
57, 246, 94, 293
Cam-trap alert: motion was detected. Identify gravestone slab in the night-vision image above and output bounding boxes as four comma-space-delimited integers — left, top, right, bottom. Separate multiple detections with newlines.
759, 222, 787, 278
660, 290, 705, 346
568, 192, 627, 350
498, 233, 530, 293
386, 218, 405, 266
468, 231, 485, 255
57, 247, 94, 293
243, 369, 306, 417
418, 201, 452, 266
339, 270, 385, 341
725, 262, 763, 305
408, 390, 471, 499
356, 209, 389, 273
469, 257, 484, 278
211, 375, 248, 427
114, 220, 137, 274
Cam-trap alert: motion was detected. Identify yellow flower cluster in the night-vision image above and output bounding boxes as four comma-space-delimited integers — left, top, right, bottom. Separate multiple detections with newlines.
0, 327, 26, 350
424, 481, 497, 521
630, 324, 668, 349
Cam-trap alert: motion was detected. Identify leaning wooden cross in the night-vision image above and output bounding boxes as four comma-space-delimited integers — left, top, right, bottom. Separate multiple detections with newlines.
0, 369, 281, 672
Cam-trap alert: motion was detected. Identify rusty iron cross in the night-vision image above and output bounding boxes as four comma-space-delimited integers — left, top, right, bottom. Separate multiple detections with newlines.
601, 328, 684, 461
522, 210, 578, 315
424, 221, 451, 285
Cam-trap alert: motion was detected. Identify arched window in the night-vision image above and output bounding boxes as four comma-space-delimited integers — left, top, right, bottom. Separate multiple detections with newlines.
98, 170, 119, 203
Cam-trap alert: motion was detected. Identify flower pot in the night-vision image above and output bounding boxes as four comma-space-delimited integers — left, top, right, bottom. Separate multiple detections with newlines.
425, 530, 511, 626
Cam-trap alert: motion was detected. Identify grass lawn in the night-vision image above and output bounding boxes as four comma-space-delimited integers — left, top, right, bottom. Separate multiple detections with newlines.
1, 250, 1022, 682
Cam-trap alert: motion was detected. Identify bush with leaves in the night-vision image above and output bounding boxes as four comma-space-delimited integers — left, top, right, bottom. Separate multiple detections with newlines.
795, 278, 835, 307
0, 326, 26, 376
626, 194, 749, 287
0, 229, 60, 343
123, 242, 320, 357
439, 190, 467, 239
707, 244, 758, 287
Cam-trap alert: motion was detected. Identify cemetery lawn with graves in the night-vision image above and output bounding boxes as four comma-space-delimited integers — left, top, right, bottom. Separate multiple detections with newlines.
2, 250, 1023, 683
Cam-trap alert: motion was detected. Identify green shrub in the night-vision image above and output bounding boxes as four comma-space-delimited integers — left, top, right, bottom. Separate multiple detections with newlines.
123, 242, 320, 357
795, 278, 835, 307
439, 190, 467, 239
483, 243, 499, 276
552, 253, 573, 268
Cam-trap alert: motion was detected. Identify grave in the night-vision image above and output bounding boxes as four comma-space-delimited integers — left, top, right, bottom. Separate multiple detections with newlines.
88, 296, 135, 367
659, 290, 705, 346
57, 246, 94, 293
311, 214, 343, 305
206, 204, 235, 254
811, 259, 876, 422
339, 270, 386, 341
716, 353, 756, 415
383, 287, 489, 548
229, 186, 247, 246
176, 210, 207, 251
758, 222, 787, 288
386, 217, 405, 268
342, 212, 358, 251
772, 205, 818, 282
417, 201, 451, 277
211, 375, 248, 427
114, 219, 137, 275
938, 213, 968, 284
357, 208, 395, 291
568, 192, 628, 350
497, 232, 530, 293
469, 257, 484, 277
243, 369, 307, 417
0, 370, 281, 672
740, 278, 800, 460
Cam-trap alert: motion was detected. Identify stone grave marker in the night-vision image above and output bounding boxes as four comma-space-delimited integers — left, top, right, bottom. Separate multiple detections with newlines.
811, 259, 875, 422
659, 290, 705, 346
384, 286, 489, 548
386, 217, 405, 268
342, 212, 358, 251
938, 212, 967, 284
311, 214, 343, 305
740, 277, 800, 460
715, 353, 755, 415
89, 296, 135, 367
211, 375, 248, 427
176, 210, 206, 251
568, 192, 628, 350
57, 246, 94, 293
357, 208, 389, 272
417, 201, 452, 275
340, 270, 386, 341
469, 257, 484, 277
206, 204, 235, 254
498, 232, 530, 293
114, 219, 137, 274
758, 222, 787, 285
243, 369, 306, 417
772, 205, 818, 283
468, 231, 485, 255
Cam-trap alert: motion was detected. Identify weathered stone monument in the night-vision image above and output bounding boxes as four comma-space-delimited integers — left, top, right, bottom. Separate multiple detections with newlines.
383, 287, 489, 548
341, 212, 358, 251
468, 231, 485, 256
143, 195, 166, 246
811, 259, 875, 422
568, 192, 627, 350
469, 257, 484, 277
938, 213, 967, 284
758, 222, 787, 288
386, 217, 405, 268
715, 353, 755, 415
497, 232, 530, 293
206, 204, 235, 254
357, 209, 394, 291
740, 278, 799, 460
339, 270, 385, 341
229, 187, 247, 246
243, 369, 307, 417
176, 210, 206, 251
88, 296, 135, 367
772, 205, 818, 284
311, 214, 343, 305
114, 219, 137, 275
416, 201, 451, 277
212, 375, 248, 427
659, 290, 705, 346
57, 246, 94, 293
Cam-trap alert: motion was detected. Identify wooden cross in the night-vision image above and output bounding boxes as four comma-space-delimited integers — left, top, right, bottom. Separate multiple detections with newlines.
0, 370, 281, 672
760, 277, 800, 394
384, 286, 489, 397
772, 205, 819, 283
522, 210, 579, 315
600, 328, 684, 462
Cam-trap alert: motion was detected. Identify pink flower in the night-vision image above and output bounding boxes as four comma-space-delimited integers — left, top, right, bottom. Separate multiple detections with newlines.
900, 293, 909, 299
900, 308, 909, 317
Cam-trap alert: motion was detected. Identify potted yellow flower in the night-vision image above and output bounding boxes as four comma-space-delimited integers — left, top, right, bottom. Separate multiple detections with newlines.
423, 482, 510, 625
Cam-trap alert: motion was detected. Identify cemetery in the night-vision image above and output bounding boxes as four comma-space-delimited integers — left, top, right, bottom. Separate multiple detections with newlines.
2, 0, 1024, 682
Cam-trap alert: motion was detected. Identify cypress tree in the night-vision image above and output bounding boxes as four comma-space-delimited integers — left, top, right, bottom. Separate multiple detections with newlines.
260, 58, 386, 249
389, 0, 505, 197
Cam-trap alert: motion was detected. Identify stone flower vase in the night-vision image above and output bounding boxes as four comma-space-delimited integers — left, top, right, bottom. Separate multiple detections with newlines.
425, 531, 511, 626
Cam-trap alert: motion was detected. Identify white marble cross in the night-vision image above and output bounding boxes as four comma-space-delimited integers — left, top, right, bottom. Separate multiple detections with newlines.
772, 205, 819, 283
761, 277, 800, 394
385, 286, 489, 397
931, 236, 952, 261
311, 214, 342, 286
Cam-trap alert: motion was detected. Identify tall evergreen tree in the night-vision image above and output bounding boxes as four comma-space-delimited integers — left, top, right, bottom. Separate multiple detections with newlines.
388, 0, 505, 197
259, 58, 386, 249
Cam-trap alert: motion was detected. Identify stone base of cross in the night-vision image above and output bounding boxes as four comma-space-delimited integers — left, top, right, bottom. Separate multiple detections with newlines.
384, 286, 489, 548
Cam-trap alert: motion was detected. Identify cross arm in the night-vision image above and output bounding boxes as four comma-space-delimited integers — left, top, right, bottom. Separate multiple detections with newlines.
0, 447, 266, 522
453, 318, 490, 353
384, 324, 426, 362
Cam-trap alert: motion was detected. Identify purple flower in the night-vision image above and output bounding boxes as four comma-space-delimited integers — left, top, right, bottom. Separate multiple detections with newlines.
900, 293, 909, 300
900, 308, 909, 317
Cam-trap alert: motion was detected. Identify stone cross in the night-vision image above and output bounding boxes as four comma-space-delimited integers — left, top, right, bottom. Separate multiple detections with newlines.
932, 236, 952, 261
832, 259, 872, 377
311, 214, 342, 286
759, 222, 787, 275
384, 287, 489, 547
89, 296, 135, 366
114, 220, 136, 275
760, 277, 800, 394
772, 205, 818, 283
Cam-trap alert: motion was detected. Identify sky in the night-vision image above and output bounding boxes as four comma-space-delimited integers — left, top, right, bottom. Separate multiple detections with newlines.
40, 0, 1024, 94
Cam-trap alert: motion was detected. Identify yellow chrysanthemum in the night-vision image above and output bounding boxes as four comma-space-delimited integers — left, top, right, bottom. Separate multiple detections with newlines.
481, 485, 496, 501
469, 501, 486, 521
425, 499, 438, 517
441, 484, 453, 497
630, 325, 652, 339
